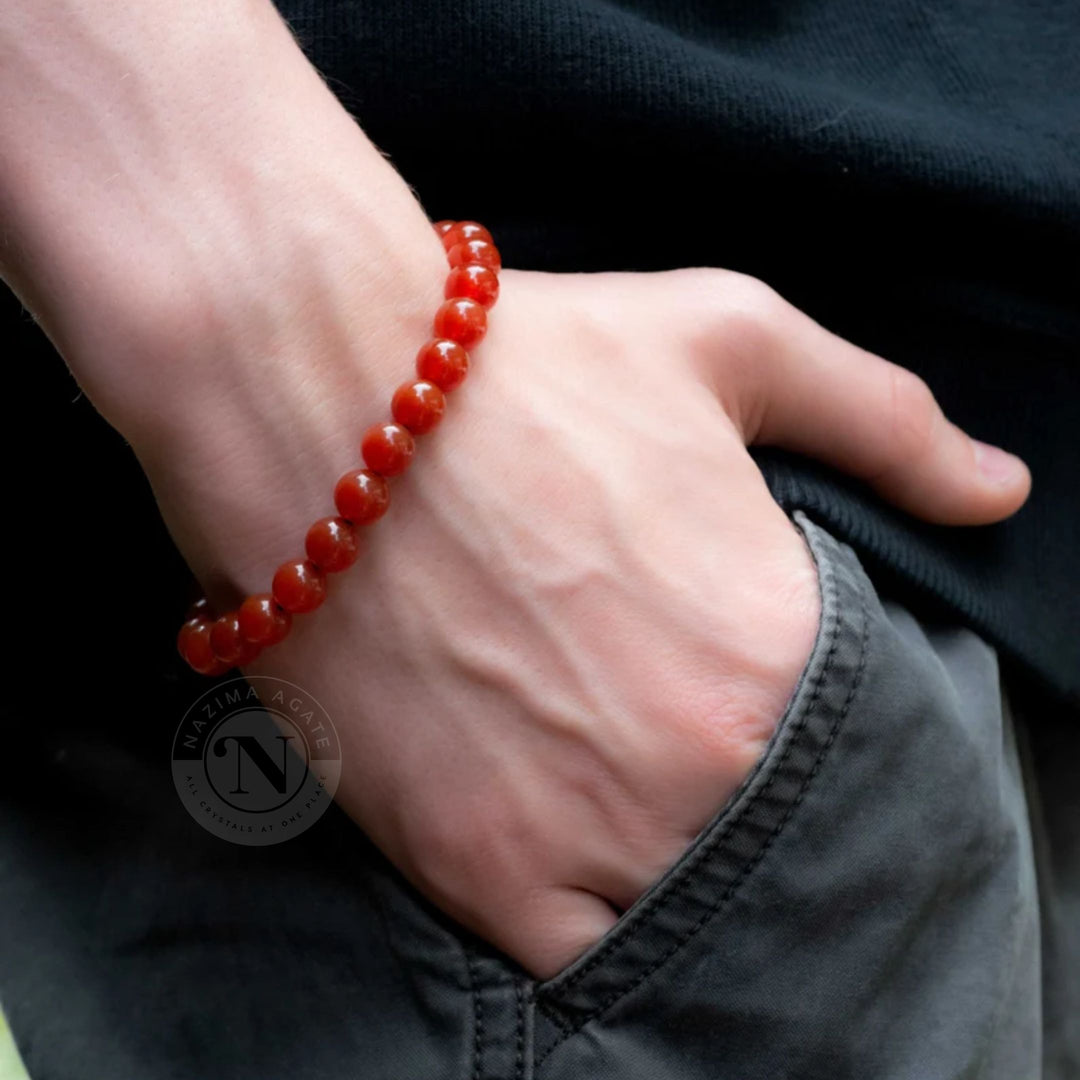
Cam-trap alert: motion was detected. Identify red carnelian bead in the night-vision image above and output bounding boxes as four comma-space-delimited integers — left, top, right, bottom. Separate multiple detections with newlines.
178, 619, 230, 675
306, 516, 361, 572
334, 469, 390, 525
441, 221, 492, 249
361, 422, 415, 476
177, 618, 209, 665
238, 594, 292, 646
392, 380, 446, 435
210, 613, 262, 667
447, 239, 501, 272
433, 220, 457, 236
445, 264, 499, 309
416, 338, 469, 392
272, 559, 327, 614
433, 298, 487, 348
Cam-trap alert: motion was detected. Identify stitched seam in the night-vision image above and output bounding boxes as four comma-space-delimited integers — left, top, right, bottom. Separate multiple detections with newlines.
538, 530, 841, 1004
539, 1003, 573, 1039
467, 953, 484, 1080
535, 567, 870, 1068
515, 981, 526, 1080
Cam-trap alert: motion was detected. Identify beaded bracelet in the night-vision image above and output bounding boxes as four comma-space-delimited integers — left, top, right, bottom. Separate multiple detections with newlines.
176, 219, 501, 676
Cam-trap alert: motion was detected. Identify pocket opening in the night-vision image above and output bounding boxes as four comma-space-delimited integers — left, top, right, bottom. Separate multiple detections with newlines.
531, 510, 873, 1054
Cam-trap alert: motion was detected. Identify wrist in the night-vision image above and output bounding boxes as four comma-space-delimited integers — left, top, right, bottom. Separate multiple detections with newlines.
0, 0, 447, 438
91, 199, 448, 453
122, 234, 451, 613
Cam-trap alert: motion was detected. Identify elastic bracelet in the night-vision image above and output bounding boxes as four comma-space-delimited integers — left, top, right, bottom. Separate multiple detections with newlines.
176, 219, 501, 676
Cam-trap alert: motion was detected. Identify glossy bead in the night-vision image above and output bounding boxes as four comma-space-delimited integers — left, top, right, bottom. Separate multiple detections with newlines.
447, 239, 501, 272
177, 617, 210, 666
272, 559, 327, 614
178, 618, 230, 676
392, 380, 446, 435
333, 468, 390, 525
362, 421, 415, 476
416, 338, 469, 392
210, 612, 262, 667
433, 298, 487, 348
238, 593, 292, 646
441, 221, 492, 249
445, 264, 499, 309
306, 516, 361, 572
433, 220, 457, 236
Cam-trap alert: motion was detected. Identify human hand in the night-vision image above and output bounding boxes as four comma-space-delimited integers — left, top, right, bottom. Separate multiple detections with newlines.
131, 261, 1028, 979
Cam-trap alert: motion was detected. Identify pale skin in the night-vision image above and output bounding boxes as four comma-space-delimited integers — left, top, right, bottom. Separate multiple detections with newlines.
0, 0, 1031, 979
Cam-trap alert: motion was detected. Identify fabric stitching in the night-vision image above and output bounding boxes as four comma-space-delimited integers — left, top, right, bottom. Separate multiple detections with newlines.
534, 543, 870, 1067
538, 998, 574, 1039
538, 521, 840, 1002
515, 980, 526, 1080
467, 952, 484, 1080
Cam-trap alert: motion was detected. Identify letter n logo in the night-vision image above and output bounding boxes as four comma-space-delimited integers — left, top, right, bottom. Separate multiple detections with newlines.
213, 735, 294, 795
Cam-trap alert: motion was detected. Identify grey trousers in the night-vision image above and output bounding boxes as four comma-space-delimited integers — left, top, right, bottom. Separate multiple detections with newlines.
2, 511, 1077, 1078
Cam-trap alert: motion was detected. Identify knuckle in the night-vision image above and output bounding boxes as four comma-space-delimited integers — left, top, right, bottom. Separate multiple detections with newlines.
709, 272, 789, 361
678, 270, 789, 428
671, 267, 782, 323
885, 364, 940, 466
722, 269, 783, 313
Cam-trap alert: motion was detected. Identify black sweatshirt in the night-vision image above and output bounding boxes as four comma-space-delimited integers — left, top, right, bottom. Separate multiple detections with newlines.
8, 0, 1078, 705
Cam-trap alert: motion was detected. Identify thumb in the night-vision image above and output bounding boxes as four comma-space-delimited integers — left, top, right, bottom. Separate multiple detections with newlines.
728, 293, 1031, 526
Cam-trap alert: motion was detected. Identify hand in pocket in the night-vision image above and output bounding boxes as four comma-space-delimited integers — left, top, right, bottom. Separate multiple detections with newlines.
114, 267, 1033, 979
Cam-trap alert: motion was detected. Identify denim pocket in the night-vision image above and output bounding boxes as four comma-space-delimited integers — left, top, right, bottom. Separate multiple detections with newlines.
530, 510, 872, 1050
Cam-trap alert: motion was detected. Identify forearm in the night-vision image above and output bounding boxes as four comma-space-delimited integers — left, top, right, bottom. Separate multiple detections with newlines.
0, 0, 444, 438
